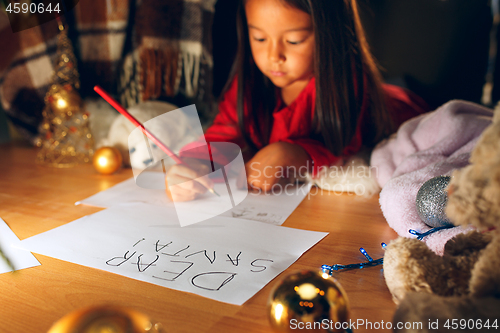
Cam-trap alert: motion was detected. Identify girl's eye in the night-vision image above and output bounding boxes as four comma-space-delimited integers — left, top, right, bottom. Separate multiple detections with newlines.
287, 40, 302, 45
253, 37, 266, 42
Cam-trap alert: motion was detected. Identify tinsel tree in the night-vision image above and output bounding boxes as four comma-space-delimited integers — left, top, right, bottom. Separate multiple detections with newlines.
35, 20, 94, 167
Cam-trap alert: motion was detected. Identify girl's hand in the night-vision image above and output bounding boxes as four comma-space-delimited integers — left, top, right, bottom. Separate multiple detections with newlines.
238, 142, 310, 192
165, 158, 214, 202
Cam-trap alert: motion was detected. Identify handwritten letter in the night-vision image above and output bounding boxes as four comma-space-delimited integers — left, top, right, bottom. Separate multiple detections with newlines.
21, 203, 327, 305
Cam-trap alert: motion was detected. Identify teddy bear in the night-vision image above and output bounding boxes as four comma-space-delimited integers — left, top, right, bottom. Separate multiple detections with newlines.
382, 104, 500, 331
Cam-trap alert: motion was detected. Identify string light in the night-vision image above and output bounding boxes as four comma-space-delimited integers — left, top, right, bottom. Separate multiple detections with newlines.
321, 244, 385, 275
408, 225, 455, 240
359, 247, 373, 262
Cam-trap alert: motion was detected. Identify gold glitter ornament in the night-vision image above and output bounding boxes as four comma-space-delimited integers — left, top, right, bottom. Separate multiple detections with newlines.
267, 270, 349, 332
93, 147, 123, 175
47, 305, 165, 333
36, 21, 94, 167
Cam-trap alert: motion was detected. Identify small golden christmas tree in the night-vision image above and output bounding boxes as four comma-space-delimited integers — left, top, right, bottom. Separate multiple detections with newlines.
35, 20, 94, 167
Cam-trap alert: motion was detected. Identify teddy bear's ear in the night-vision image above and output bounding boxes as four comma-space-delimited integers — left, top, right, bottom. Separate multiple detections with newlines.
446, 102, 500, 231
493, 101, 500, 123
445, 166, 474, 227
469, 117, 500, 164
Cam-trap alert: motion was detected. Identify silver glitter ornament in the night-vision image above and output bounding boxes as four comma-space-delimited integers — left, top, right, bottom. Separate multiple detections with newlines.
416, 176, 454, 228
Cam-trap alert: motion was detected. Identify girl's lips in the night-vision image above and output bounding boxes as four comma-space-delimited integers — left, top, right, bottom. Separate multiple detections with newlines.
269, 71, 286, 77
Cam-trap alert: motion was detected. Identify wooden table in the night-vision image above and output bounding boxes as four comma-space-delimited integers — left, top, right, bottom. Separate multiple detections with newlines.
0, 143, 398, 333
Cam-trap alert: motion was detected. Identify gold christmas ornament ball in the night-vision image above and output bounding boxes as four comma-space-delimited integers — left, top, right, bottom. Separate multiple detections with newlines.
267, 270, 349, 332
47, 305, 165, 333
93, 147, 123, 175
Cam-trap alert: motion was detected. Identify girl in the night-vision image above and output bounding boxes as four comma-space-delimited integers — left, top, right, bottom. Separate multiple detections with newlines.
165, 0, 428, 202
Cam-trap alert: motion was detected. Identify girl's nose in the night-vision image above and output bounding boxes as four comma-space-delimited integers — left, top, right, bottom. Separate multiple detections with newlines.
268, 42, 285, 64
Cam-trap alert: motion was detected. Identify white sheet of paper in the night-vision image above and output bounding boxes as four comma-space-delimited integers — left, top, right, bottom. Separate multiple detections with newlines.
21, 203, 327, 305
77, 172, 312, 226
220, 182, 313, 225
75, 172, 173, 208
0, 218, 40, 274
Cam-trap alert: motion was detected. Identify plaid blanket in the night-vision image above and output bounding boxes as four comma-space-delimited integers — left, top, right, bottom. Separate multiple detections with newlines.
0, 0, 216, 142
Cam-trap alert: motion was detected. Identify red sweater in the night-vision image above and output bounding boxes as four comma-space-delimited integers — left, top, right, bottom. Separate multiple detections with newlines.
183, 77, 428, 173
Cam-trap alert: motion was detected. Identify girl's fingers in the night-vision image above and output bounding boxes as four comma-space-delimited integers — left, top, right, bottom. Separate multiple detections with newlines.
165, 164, 214, 201
166, 179, 204, 202
169, 164, 201, 183
165, 181, 192, 202
168, 185, 199, 202
174, 170, 214, 193
175, 177, 212, 193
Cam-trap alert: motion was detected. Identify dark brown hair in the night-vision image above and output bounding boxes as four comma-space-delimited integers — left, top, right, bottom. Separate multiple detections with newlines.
223, 0, 394, 156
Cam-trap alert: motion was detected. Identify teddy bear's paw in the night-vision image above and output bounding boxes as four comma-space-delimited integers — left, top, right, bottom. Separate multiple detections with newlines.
469, 239, 500, 298
383, 238, 435, 303
443, 231, 491, 256
393, 292, 500, 332
383, 237, 474, 301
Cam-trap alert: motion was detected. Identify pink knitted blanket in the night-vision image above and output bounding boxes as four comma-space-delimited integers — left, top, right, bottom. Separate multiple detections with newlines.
370, 100, 493, 254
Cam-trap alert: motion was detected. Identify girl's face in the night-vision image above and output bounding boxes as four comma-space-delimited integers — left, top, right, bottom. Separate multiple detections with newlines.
245, 0, 315, 92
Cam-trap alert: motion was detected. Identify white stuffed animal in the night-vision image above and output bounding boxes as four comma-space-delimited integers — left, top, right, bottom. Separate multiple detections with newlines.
89, 100, 199, 169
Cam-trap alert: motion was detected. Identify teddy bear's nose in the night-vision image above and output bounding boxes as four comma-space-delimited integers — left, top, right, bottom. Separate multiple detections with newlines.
447, 184, 456, 196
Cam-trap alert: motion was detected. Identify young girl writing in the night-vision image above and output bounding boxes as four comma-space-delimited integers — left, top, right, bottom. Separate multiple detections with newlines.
165, 0, 428, 201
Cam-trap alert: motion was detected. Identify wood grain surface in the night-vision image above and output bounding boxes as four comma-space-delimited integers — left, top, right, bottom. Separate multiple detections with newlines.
0, 143, 398, 332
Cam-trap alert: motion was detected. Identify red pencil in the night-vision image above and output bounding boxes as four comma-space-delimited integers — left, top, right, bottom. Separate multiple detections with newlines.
94, 85, 219, 196
94, 85, 182, 164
